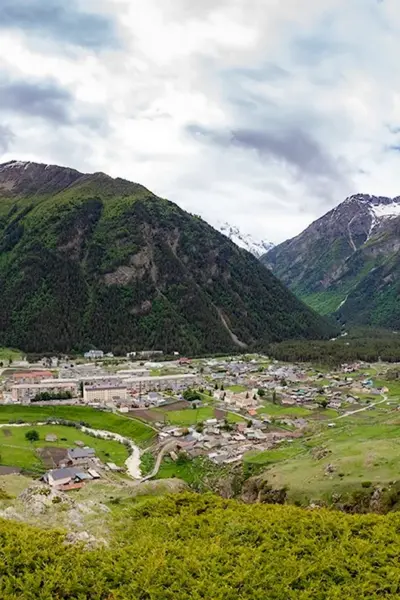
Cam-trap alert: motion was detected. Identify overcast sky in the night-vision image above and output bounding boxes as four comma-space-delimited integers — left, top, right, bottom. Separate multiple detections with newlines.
1, 0, 400, 242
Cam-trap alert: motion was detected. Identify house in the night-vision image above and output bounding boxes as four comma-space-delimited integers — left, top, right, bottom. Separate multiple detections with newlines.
46, 467, 80, 487
67, 447, 96, 462
106, 462, 121, 472
88, 469, 101, 479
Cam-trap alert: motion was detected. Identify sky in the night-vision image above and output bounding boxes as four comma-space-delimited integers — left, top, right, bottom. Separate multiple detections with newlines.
1, 0, 400, 243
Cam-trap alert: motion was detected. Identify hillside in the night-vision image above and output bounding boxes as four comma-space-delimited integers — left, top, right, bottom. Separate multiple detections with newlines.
1, 492, 400, 599
0, 160, 334, 354
262, 194, 400, 327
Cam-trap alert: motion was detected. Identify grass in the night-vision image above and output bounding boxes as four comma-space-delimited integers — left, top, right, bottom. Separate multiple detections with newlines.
0, 425, 129, 472
257, 402, 311, 417
0, 405, 155, 446
154, 406, 244, 426
227, 385, 247, 393
248, 406, 400, 504
0, 347, 23, 362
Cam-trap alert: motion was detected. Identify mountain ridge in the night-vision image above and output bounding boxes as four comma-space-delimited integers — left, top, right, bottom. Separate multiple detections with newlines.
216, 221, 274, 258
0, 160, 334, 354
262, 193, 400, 327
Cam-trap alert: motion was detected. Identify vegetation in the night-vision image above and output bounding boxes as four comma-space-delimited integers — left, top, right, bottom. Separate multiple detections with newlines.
3, 493, 400, 598
0, 424, 129, 472
154, 406, 244, 426
32, 390, 73, 402
269, 329, 400, 365
25, 429, 39, 442
0, 163, 335, 356
0, 405, 155, 446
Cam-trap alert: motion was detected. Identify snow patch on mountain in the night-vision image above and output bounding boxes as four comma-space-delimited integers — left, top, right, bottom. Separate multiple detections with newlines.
217, 222, 274, 257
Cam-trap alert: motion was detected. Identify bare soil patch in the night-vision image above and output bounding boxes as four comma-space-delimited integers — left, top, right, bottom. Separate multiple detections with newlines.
37, 447, 68, 469
159, 400, 190, 411
2, 429, 12, 437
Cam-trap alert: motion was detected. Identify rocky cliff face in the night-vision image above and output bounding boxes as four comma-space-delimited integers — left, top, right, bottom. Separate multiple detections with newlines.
0, 160, 334, 354
262, 194, 400, 327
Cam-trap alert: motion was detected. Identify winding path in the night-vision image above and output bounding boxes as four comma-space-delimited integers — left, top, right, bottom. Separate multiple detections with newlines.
335, 393, 388, 420
141, 441, 177, 482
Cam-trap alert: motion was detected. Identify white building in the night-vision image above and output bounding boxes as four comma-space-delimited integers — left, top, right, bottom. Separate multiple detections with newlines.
83, 385, 127, 404
11, 381, 78, 404
84, 350, 104, 359
126, 373, 197, 393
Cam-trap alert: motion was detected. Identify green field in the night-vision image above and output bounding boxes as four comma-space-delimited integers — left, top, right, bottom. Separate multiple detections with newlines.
0, 424, 129, 472
246, 406, 400, 504
226, 385, 247, 393
256, 402, 311, 417
154, 406, 245, 426
0, 405, 155, 446
0, 348, 23, 362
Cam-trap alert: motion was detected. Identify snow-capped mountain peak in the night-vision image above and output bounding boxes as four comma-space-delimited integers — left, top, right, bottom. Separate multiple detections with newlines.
217, 222, 274, 257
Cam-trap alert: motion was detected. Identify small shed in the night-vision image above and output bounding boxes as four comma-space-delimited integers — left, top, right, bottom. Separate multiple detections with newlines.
45, 434, 58, 443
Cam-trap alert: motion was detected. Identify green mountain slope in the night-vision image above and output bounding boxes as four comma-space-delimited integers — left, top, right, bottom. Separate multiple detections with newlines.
262, 194, 400, 328
2, 492, 400, 599
0, 160, 334, 354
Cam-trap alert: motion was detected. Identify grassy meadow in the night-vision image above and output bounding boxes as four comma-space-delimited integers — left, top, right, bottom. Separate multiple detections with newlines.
0, 424, 129, 472
0, 405, 155, 445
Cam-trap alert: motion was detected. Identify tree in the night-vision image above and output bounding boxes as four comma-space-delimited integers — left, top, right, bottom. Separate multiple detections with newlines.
25, 430, 39, 442
183, 389, 201, 402
319, 399, 329, 409
272, 390, 277, 404
258, 388, 266, 398
246, 392, 249, 399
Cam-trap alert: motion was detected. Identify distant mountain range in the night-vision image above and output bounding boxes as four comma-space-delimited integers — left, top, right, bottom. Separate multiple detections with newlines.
0, 160, 334, 354
262, 193, 400, 329
217, 222, 274, 258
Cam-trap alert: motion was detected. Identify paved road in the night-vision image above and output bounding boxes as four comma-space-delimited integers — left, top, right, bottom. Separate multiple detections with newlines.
141, 441, 177, 482
336, 393, 388, 420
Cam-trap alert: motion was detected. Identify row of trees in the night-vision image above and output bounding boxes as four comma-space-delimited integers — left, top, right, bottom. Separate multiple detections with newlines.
32, 391, 73, 402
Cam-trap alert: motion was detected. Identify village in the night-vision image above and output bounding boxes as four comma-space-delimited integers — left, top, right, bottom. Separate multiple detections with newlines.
0, 349, 389, 490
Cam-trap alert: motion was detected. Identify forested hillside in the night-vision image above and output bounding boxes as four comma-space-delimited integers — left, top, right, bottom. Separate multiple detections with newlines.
0, 160, 335, 354
1, 492, 400, 599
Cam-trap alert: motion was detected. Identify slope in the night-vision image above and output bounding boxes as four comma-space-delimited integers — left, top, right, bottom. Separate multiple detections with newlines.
262, 193, 400, 327
0, 160, 334, 354
2, 492, 400, 599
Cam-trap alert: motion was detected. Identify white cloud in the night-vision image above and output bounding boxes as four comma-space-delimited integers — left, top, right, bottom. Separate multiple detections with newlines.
1, 0, 400, 243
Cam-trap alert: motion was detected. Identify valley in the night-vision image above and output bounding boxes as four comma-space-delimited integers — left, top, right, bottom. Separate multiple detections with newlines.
2, 350, 400, 515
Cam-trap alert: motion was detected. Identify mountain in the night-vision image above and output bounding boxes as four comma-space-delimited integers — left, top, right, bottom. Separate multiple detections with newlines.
217, 222, 274, 258
0, 160, 334, 354
262, 193, 400, 327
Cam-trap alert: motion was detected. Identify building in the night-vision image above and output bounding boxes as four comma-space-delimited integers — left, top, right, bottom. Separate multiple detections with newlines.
83, 384, 127, 404
11, 381, 78, 404
126, 373, 197, 393
12, 371, 53, 384
84, 350, 104, 359
67, 448, 96, 463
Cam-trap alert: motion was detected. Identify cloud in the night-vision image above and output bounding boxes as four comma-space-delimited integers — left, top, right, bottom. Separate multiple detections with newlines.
0, 126, 14, 153
0, 0, 118, 49
1, 0, 400, 244
0, 77, 72, 123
